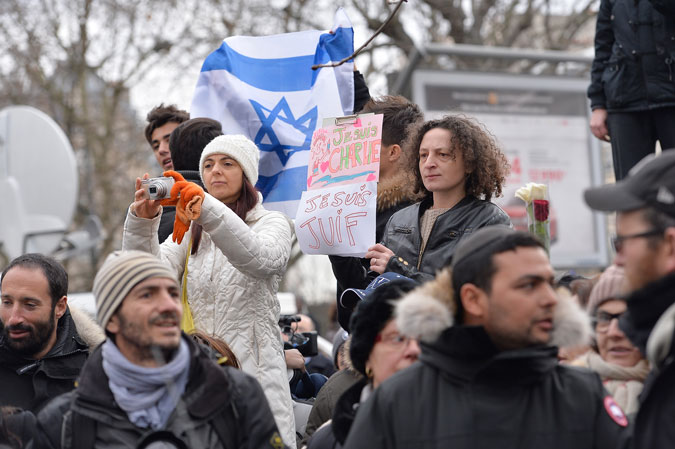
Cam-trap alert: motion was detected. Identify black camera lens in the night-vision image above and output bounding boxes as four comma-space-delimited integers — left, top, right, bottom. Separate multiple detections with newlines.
149, 186, 157, 194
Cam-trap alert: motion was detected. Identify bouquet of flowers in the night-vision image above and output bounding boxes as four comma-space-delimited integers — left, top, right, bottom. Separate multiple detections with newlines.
515, 182, 550, 253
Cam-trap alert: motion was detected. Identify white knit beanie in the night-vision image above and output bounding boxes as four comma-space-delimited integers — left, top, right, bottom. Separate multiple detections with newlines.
199, 134, 260, 186
93, 250, 178, 328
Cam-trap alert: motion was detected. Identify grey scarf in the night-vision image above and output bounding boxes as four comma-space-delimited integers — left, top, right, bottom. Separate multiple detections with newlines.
101, 337, 190, 430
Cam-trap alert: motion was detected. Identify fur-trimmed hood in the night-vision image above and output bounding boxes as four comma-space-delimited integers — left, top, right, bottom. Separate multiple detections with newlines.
395, 266, 592, 349
68, 305, 105, 351
377, 171, 422, 212
341, 336, 360, 374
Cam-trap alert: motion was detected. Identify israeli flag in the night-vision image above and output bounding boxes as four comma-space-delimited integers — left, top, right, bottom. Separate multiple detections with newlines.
191, 9, 355, 217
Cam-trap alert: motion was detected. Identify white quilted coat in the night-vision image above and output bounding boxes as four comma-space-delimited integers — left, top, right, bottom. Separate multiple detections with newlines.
122, 192, 296, 447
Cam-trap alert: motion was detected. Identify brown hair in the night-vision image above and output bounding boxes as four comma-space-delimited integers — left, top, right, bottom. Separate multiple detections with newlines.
144, 103, 189, 144
190, 330, 241, 369
359, 95, 423, 147
406, 115, 510, 201
190, 175, 259, 255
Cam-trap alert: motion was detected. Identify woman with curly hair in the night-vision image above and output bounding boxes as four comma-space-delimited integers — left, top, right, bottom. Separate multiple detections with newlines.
365, 115, 511, 281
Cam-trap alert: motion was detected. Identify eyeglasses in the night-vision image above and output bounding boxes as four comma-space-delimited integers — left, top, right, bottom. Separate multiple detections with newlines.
374, 332, 413, 348
611, 229, 663, 252
594, 310, 624, 333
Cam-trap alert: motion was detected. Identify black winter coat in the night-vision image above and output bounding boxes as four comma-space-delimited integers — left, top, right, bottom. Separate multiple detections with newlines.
37, 335, 283, 449
344, 326, 632, 449
0, 309, 89, 413
619, 272, 675, 449
307, 378, 367, 449
588, 0, 675, 112
302, 369, 362, 445
380, 195, 510, 283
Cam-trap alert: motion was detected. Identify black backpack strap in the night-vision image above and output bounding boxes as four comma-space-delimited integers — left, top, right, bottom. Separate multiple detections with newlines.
68, 410, 96, 449
209, 401, 238, 449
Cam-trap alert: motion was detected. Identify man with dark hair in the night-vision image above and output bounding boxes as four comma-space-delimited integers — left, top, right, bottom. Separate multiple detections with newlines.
329, 95, 424, 331
0, 254, 102, 412
344, 227, 630, 449
168, 117, 222, 171
144, 104, 189, 172
38, 250, 284, 449
359, 96, 423, 184
584, 149, 675, 448
153, 117, 223, 243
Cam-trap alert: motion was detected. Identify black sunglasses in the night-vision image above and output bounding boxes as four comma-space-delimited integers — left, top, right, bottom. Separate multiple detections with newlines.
611, 229, 663, 252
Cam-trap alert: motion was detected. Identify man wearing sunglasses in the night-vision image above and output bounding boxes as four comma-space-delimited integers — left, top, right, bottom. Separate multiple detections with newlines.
585, 148, 675, 448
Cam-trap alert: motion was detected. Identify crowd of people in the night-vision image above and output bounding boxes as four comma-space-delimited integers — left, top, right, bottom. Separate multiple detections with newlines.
2, 13, 675, 444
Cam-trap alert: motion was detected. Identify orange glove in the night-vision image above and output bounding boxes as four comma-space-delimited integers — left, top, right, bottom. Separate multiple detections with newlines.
158, 171, 185, 207
159, 171, 205, 244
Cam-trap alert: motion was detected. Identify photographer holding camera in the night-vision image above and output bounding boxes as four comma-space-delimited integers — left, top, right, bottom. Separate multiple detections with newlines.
279, 315, 327, 399
122, 134, 296, 447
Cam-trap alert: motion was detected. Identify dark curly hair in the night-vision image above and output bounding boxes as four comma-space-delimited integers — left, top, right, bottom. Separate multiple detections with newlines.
405, 115, 509, 201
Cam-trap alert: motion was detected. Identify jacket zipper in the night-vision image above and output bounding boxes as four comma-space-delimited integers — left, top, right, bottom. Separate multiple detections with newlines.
417, 218, 439, 271
13, 345, 87, 375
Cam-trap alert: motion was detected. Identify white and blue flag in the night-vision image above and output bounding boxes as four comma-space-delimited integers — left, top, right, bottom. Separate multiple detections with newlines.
191, 9, 355, 217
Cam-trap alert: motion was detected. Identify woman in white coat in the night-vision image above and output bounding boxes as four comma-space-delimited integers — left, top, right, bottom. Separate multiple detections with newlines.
122, 134, 296, 447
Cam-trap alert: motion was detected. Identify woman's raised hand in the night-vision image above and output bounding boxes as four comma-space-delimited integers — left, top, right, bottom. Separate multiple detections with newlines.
132, 173, 162, 219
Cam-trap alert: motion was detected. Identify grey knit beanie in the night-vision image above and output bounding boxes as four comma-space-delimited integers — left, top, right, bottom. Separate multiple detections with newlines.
93, 250, 178, 328
199, 134, 260, 186
586, 264, 627, 314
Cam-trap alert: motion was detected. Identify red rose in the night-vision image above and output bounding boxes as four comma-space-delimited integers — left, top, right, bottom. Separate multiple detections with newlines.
533, 199, 549, 221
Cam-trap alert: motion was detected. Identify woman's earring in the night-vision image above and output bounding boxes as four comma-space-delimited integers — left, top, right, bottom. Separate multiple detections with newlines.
365, 366, 373, 379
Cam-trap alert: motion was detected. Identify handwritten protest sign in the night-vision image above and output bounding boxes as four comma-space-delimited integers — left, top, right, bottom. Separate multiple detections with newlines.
306, 114, 383, 190
296, 113, 382, 256
294, 181, 377, 257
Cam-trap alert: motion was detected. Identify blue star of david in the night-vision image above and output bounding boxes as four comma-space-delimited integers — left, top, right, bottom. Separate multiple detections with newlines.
250, 97, 317, 165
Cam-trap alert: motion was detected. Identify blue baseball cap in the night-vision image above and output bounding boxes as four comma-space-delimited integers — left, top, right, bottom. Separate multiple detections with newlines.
340, 272, 414, 308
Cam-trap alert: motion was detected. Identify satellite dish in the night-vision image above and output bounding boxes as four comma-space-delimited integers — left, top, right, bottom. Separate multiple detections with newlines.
0, 106, 78, 261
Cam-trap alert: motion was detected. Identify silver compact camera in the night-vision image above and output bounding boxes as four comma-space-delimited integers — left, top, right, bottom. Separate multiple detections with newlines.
141, 177, 175, 200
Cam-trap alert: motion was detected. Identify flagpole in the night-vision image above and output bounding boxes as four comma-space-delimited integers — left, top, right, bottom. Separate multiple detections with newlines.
312, 0, 407, 70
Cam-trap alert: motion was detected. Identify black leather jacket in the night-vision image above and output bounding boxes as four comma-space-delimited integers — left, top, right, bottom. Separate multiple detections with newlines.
588, 0, 675, 112
381, 195, 511, 282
